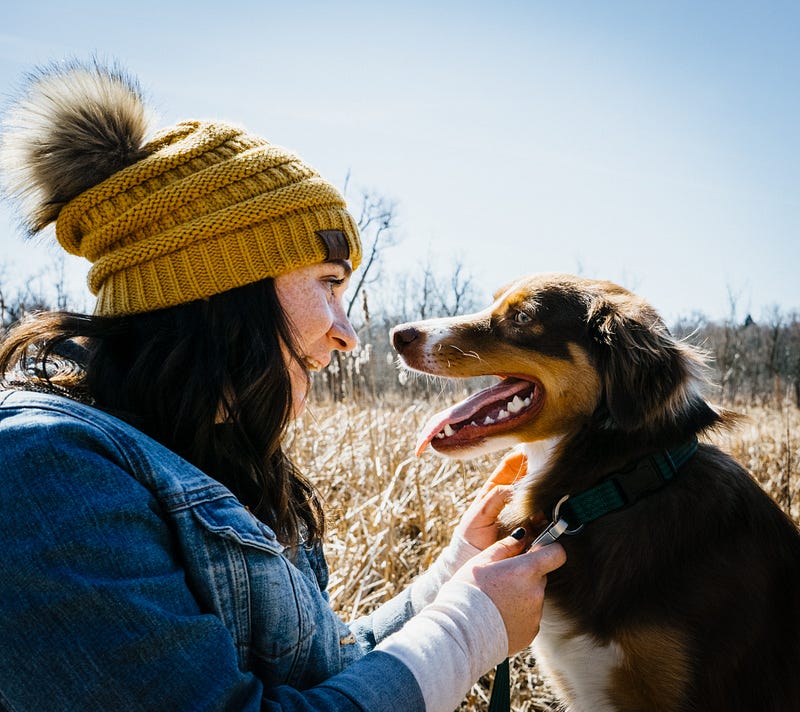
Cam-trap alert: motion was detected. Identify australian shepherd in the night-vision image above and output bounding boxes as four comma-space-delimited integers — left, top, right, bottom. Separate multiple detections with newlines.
391, 273, 800, 712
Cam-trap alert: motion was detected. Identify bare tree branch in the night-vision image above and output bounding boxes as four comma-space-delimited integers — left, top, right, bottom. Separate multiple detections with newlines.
346, 190, 397, 318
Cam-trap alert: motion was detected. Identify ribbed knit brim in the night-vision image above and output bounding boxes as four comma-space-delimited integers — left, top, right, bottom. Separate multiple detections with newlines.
55, 120, 361, 316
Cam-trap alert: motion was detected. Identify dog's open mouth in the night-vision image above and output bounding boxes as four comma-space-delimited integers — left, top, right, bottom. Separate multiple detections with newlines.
415, 377, 543, 455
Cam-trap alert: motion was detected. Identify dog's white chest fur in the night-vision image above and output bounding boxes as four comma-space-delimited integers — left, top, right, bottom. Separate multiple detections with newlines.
519, 439, 559, 475
534, 602, 621, 712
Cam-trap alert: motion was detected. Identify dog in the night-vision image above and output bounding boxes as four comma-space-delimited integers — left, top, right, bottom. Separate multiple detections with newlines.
391, 273, 800, 712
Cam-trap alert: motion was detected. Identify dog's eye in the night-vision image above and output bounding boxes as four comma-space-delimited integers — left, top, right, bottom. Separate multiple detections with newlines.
513, 311, 532, 324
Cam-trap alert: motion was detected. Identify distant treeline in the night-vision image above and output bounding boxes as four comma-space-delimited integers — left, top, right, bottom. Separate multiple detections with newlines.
672, 310, 800, 406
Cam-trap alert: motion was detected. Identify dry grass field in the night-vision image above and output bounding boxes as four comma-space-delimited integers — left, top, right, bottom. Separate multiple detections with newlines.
288, 396, 800, 711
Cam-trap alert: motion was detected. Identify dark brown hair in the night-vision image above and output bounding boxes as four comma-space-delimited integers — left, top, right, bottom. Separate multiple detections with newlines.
0, 279, 323, 546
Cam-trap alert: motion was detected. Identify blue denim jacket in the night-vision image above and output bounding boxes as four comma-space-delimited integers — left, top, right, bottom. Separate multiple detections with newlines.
0, 390, 423, 711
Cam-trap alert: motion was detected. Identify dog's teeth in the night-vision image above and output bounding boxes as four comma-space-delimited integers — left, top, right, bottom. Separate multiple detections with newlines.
436, 432, 445, 439
443, 424, 456, 437
497, 409, 509, 420
470, 421, 478, 427
483, 416, 495, 425
523, 397, 531, 407
508, 395, 525, 414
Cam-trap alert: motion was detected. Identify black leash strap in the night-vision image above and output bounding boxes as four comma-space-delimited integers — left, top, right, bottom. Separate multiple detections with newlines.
488, 657, 510, 712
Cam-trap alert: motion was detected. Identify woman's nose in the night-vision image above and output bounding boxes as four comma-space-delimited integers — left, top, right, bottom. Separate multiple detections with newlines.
330, 310, 357, 352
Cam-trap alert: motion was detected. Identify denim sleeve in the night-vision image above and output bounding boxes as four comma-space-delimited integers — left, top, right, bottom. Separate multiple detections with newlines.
0, 407, 424, 712
350, 588, 416, 650
262, 652, 423, 711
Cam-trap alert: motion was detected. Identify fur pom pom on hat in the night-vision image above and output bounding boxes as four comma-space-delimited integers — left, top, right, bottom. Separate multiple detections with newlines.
0, 60, 361, 316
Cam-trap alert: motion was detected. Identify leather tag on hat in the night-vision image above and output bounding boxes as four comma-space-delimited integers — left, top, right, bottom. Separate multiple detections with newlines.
316, 229, 350, 261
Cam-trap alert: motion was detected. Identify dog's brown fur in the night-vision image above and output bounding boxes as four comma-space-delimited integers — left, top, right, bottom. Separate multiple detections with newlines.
391, 273, 800, 712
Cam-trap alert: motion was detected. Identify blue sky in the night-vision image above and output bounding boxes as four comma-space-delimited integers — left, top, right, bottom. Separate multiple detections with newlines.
1, 1, 797, 323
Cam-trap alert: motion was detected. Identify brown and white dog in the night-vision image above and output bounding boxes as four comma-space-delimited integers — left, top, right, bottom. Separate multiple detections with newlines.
391, 273, 800, 712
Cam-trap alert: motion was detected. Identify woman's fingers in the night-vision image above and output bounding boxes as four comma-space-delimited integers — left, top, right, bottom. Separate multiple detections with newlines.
454, 533, 567, 656
455, 484, 515, 550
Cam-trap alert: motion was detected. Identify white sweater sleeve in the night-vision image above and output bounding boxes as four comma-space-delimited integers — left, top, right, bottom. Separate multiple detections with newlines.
377, 579, 508, 712
408, 532, 481, 613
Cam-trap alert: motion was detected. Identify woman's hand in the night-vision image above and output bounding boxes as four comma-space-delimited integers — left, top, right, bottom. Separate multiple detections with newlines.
454, 451, 528, 551
452, 530, 566, 656
406, 452, 534, 612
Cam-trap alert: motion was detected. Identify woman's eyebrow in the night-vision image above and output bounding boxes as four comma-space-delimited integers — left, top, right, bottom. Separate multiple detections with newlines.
325, 259, 353, 278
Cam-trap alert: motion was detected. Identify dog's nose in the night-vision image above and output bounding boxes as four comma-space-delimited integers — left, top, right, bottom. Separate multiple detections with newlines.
391, 325, 420, 354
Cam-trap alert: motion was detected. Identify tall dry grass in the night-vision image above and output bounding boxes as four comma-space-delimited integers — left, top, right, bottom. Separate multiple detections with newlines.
288, 397, 800, 711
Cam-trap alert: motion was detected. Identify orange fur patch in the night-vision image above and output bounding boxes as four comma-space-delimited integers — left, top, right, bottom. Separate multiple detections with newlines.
609, 626, 691, 711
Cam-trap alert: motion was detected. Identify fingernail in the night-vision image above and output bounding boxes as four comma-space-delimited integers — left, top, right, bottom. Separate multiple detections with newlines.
511, 527, 526, 540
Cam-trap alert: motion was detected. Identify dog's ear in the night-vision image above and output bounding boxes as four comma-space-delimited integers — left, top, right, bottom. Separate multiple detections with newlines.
587, 293, 706, 432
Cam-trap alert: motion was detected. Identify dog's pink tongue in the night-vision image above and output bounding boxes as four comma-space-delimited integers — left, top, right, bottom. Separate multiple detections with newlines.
415, 402, 467, 456
414, 379, 528, 455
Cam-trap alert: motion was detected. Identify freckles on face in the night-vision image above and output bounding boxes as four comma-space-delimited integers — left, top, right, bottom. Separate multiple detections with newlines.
275, 269, 335, 358
274, 261, 356, 416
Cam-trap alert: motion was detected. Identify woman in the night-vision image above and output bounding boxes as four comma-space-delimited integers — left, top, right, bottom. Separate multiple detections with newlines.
0, 61, 565, 711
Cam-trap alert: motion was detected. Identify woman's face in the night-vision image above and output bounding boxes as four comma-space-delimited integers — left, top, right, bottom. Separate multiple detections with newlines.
274, 260, 357, 417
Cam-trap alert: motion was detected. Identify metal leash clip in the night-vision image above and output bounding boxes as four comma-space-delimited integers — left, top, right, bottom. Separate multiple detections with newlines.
530, 495, 584, 547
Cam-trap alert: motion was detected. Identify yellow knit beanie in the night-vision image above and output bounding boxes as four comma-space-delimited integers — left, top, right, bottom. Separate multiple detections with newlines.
0, 61, 361, 316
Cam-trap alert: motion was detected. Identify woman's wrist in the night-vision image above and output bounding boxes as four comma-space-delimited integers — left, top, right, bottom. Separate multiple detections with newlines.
409, 532, 481, 612
378, 579, 507, 712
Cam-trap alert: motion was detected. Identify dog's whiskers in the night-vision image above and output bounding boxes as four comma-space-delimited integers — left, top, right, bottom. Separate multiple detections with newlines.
447, 344, 482, 361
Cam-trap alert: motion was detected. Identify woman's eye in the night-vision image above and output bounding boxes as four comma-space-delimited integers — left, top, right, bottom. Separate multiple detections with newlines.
513, 311, 532, 324
326, 277, 346, 294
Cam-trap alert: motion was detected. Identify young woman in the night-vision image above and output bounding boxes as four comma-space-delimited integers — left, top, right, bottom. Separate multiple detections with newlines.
0, 61, 565, 711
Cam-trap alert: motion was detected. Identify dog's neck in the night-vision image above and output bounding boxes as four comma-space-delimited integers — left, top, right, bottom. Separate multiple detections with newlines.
519, 437, 562, 479
504, 396, 722, 530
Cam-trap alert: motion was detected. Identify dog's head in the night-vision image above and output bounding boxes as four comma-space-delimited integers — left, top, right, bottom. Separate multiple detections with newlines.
391, 273, 711, 459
